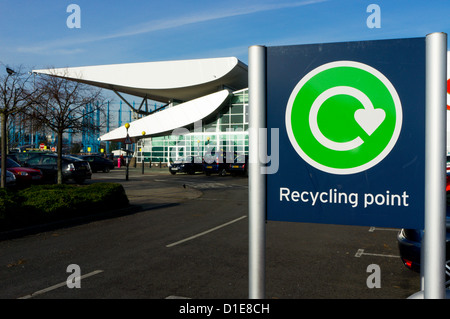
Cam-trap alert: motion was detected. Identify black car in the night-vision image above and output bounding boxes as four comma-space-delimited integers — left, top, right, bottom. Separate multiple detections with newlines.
23, 153, 92, 184
169, 156, 203, 175
397, 217, 450, 289
78, 155, 114, 173
203, 149, 235, 176
9, 151, 50, 165
397, 180, 450, 288
228, 154, 248, 177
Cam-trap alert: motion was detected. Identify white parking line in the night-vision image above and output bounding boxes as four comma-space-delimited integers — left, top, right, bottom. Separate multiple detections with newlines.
18, 270, 104, 299
166, 215, 247, 248
355, 249, 399, 258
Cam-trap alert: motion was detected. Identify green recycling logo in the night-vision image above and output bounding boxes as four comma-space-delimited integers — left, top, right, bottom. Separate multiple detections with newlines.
286, 61, 402, 175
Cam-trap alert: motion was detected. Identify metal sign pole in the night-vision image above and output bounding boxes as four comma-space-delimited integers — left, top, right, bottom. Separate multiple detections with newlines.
248, 45, 267, 299
423, 32, 447, 299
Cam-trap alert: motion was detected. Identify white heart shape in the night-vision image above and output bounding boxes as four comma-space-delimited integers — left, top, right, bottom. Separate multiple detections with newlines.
354, 108, 386, 136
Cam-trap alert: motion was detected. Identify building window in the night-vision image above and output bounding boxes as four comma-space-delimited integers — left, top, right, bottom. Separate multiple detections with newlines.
135, 88, 249, 164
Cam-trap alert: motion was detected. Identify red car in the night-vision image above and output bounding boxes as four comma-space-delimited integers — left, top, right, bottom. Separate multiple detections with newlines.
2, 157, 43, 185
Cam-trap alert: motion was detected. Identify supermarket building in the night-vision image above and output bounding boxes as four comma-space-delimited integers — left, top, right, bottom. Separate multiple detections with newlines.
34, 57, 249, 165
32, 51, 450, 162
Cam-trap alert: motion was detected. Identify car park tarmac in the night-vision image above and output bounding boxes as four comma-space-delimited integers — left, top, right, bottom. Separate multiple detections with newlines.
0, 167, 420, 299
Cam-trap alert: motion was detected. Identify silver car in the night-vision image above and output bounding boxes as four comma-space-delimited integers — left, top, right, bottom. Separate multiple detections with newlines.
2, 169, 16, 186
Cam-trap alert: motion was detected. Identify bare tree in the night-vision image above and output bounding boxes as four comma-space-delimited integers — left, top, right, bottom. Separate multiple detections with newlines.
32, 69, 106, 184
0, 65, 40, 188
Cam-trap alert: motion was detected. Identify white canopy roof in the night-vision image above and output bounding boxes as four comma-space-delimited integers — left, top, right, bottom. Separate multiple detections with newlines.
33, 56, 247, 142
99, 89, 231, 142
33, 57, 247, 103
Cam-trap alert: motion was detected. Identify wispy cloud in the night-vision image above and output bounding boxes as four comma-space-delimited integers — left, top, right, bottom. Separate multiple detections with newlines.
108, 0, 328, 39
17, 0, 328, 55
17, 46, 86, 56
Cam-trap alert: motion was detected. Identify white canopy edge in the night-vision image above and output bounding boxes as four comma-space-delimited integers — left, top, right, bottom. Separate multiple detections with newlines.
99, 89, 231, 142
33, 57, 247, 102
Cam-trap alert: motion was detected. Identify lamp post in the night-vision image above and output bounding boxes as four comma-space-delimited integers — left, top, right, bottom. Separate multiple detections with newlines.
197, 140, 200, 156
125, 122, 130, 181
141, 131, 146, 174
205, 136, 210, 157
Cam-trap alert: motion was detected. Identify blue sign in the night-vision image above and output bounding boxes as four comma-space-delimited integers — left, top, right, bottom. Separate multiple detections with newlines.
266, 38, 426, 229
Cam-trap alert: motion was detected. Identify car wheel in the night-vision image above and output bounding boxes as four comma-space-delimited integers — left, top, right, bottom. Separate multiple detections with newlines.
170, 170, 176, 175
219, 168, 227, 176
103, 167, 110, 173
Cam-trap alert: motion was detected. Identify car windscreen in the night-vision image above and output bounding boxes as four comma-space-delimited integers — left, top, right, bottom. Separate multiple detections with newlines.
234, 155, 247, 163
63, 155, 83, 161
1, 158, 21, 168
173, 157, 189, 163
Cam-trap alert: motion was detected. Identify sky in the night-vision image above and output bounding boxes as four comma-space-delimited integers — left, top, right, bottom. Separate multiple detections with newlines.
0, 0, 449, 102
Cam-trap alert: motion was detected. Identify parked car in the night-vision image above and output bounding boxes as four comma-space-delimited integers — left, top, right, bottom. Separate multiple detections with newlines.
0, 157, 43, 186
77, 155, 114, 173
397, 175, 450, 288
203, 150, 234, 176
228, 154, 248, 177
9, 151, 53, 165
23, 153, 92, 184
169, 156, 203, 175
1, 169, 16, 187
447, 155, 450, 173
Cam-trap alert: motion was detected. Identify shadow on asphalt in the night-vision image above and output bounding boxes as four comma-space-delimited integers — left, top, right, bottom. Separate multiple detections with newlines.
0, 202, 179, 242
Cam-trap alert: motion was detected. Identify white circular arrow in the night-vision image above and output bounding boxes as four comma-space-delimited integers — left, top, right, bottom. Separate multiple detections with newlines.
309, 86, 386, 151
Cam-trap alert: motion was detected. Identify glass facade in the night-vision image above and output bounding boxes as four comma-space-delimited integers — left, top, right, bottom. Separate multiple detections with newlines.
136, 88, 248, 164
